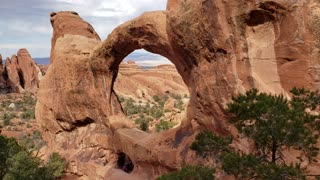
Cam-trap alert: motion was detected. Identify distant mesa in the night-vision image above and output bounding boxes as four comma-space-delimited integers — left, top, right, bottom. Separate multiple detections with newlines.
127, 60, 136, 65
0, 48, 42, 93
119, 60, 141, 71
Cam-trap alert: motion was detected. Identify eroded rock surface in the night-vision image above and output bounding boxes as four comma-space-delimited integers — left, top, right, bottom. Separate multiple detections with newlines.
36, 1, 320, 179
0, 49, 42, 93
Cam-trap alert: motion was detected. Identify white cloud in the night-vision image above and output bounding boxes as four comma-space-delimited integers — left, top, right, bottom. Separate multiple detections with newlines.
134, 59, 172, 66
0, 0, 168, 62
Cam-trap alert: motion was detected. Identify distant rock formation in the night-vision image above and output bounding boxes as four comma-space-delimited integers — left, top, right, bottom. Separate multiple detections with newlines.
36, 0, 320, 179
0, 49, 42, 93
115, 61, 187, 100
119, 60, 141, 71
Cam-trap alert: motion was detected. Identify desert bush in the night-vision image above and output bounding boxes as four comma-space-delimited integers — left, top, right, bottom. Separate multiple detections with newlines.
151, 109, 164, 119
135, 115, 152, 131
153, 95, 160, 102
2, 112, 15, 126
46, 153, 66, 178
19, 131, 46, 151
156, 120, 176, 132
174, 99, 184, 110
20, 108, 35, 120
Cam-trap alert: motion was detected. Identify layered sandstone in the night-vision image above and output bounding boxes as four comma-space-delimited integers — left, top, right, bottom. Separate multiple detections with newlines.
36, 1, 320, 179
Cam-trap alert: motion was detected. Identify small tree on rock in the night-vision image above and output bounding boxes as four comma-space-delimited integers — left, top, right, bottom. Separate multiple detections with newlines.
227, 88, 320, 163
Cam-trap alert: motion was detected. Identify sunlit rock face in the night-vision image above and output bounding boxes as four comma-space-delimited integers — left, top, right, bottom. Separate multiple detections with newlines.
0, 49, 42, 93
36, 0, 320, 178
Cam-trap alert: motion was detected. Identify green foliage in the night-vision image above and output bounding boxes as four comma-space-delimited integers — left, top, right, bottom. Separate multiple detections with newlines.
4, 151, 50, 180
150, 108, 164, 119
174, 99, 184, 110
156, 165, 215, 180
221, 152, 258, 178
221, 152, 304, 179
0, 135, 65, 180
156, 120, 176, 132
139, 120, 149, 131
20, 109, 35, 120
255, 163, 304, 180
1, 112, 16, 126
0, 136, 23, 179
190, 131, 232, 157
45, 153, 66, 178
227, 88, 319, 163
19, 131, 46, 151
153, 95, 161, 102
121, 94, 186, 131
123, 98, 138, 116
118, 96, 125, 103
170, 94, 182, 101
135, 115, 152, 131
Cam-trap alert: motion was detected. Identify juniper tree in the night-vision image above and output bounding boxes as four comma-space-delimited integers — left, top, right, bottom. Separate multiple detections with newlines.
227, 88, 320, 164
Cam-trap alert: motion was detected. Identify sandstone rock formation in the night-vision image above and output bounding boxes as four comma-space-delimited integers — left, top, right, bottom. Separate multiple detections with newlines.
0, 49, 42, 93
36, 0, 320, 179
115, 61, 188, 101
0, 55, 7, 91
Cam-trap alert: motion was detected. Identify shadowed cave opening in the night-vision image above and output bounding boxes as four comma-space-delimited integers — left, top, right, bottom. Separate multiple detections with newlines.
113, 50, 189, 133
117, 152, 134, 173
17, 69, 25, 89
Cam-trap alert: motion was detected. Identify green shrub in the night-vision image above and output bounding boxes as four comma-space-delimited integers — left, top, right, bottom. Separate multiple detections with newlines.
221, 151, 304, 179
174, 99, 184, 110
170, 94, 182, 101
221, 152, 258, 178
156, 120, 176, 132
151, 109, 164, 119
157, 165, 215, 180
19, 131, 46, 151
0, 135, 65, 180
1, 112, 15, 121
190, 131, 232, 157
135, 115, 152, 132
2, 112, 15, 126
45, 153, 66, 178
140, 120, 149, 131
153, 95, 160, 102
20, 109, 35, 120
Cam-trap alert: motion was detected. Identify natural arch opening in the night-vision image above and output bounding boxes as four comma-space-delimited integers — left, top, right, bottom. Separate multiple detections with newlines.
117, 152, 134, 173
113, 50, 189, 133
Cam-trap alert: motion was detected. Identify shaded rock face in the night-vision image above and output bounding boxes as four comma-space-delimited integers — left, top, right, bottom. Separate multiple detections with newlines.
0, 49, 42, 93
36, 1, 320, 179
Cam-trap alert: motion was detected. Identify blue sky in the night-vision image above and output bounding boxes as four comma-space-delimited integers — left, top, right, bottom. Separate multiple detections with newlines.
0, 0, 171, 65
